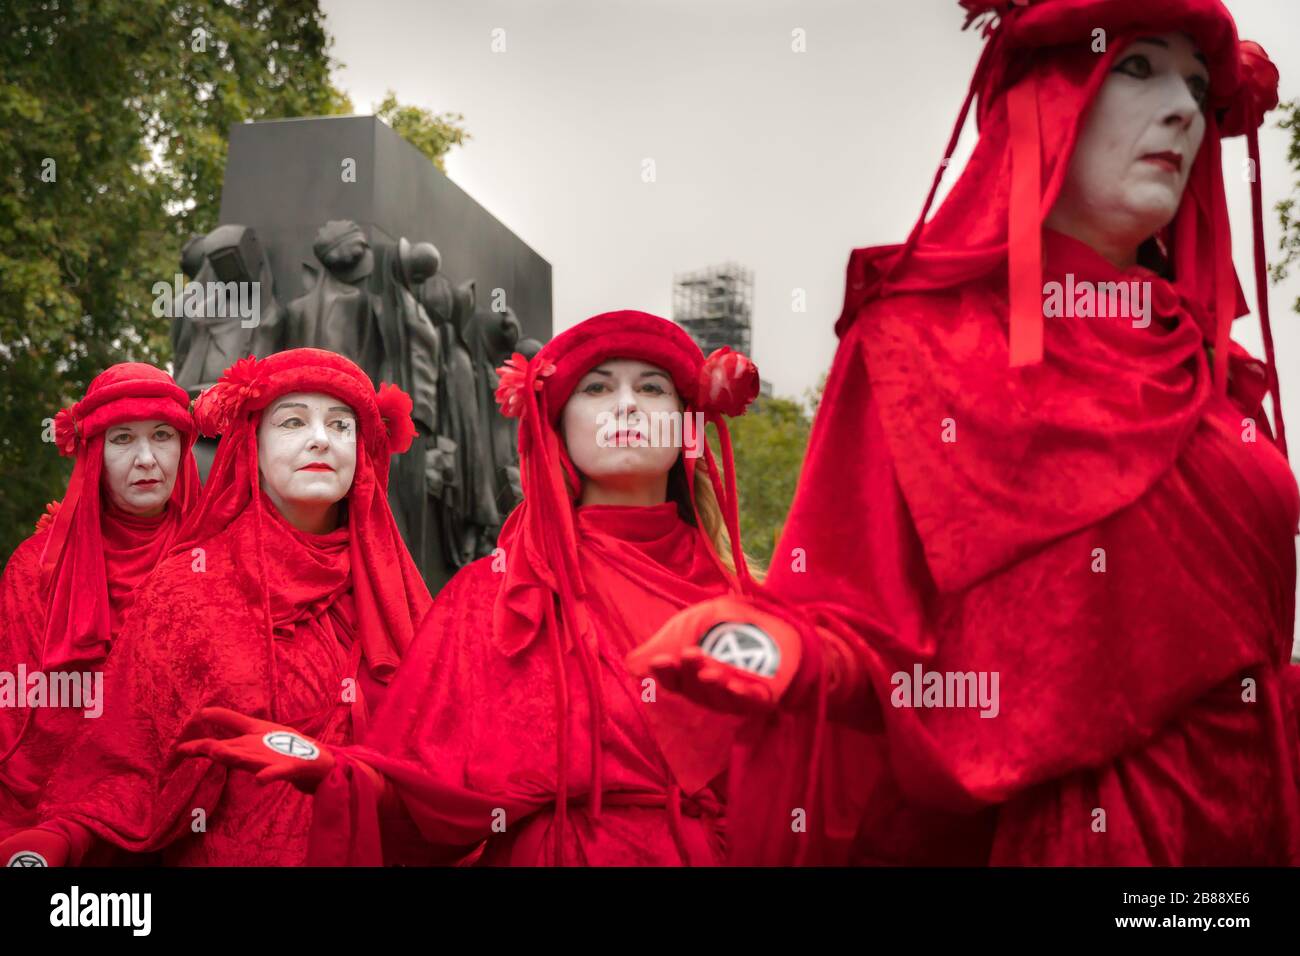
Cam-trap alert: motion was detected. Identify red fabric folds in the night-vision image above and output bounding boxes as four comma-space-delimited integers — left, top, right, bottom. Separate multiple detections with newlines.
309, 503, 743, 866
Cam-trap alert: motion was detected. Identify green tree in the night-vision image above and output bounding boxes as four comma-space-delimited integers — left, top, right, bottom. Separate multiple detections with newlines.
0, 1, 352, 556
1273, 98, 1300, 311
375, 91, 470, 171
728, 393, 815, 567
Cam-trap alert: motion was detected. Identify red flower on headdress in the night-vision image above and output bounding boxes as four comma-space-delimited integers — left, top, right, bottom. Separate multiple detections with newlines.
376, 382, 418, 455
34, 499, 61, 533
697, 347, 760, 417
193, 355, 263, 437
495, 352, 555, 419
1221, 41, 1279, 137
53, 406, 80, 456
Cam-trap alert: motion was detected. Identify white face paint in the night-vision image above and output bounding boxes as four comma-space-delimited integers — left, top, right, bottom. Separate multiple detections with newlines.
101, 421, 182, 517
562, 359, 683, 506
256, 392, 357, 532
1046, 32, 1209, 266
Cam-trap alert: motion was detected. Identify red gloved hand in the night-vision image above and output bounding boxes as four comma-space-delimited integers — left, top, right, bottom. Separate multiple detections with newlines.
1, 829, 71, 867
626, 595, 802, 715
176, 706, 335, 794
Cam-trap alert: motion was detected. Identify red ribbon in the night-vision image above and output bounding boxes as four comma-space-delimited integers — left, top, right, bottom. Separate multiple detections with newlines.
1007, 73, 1044, 367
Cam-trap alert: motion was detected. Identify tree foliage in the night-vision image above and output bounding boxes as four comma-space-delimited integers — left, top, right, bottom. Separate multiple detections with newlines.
375, 90, 469, 171
0, 0, 351, 555
1273, 99, 1300, 318
728, 392, 816, 567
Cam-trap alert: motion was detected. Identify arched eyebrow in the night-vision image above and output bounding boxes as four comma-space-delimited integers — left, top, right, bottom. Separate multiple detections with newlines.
270, 401, 355, 419
1133, 35, 1209, 68
581, 367, 672, 383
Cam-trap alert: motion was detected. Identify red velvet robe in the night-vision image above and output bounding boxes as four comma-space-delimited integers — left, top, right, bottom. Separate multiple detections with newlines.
309, 503, 742, 866
0, 504, 181, 841
726, 230, 1300, 865
30, 497, 388, 865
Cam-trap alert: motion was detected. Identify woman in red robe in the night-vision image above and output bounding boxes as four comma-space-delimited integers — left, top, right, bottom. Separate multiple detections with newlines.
631, 0, 1300, 865
1, 363, 199, 855
0, 348, 429, 866
179, 311, 763, 865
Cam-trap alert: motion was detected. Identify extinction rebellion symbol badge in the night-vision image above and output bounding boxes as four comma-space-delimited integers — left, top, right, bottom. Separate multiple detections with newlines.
699, 621, 780, 677
6, 851, 48, 867
262, 731, 320, 760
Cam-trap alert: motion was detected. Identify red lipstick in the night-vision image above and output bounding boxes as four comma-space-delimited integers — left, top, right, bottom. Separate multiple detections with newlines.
1141, 151, 1183, 173
298, 462, 335, 472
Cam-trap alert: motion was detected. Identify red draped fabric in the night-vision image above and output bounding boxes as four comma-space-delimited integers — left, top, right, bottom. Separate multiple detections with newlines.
31, 495, 389, 864
309, 502, 746, 866
725, 231, 1300, 865
711, 0, 1299, 867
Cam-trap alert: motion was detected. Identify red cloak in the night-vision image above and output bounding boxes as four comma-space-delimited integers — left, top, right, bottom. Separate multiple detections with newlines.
0, 363, 198, 841
719, 1, 1300, 865
26, 349, 430, 864
311, 503, 744, 865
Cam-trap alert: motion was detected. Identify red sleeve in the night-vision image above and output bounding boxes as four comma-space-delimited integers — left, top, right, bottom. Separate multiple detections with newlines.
308, 559, 546, 865
0, 533, 51, 832
34, 552, 244, 854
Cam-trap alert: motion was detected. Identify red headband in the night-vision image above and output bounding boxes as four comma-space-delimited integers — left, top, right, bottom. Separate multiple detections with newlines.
497, 310, 759, 423
52, 365, 193, 457
192, 349, 416, 459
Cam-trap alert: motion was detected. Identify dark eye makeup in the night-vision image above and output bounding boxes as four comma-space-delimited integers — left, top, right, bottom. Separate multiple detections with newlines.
1113, 51, 1210, 107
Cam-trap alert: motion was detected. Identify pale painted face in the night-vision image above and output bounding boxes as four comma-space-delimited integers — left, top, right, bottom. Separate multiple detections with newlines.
1047, 32, 1209, 259
256, 392, 358, 520
102, 420, 182, 517
562, 359, 683, 495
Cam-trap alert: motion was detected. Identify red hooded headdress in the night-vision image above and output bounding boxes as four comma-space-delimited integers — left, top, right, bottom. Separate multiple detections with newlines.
490, 309, 760, 855
0, 363, 197, 811
39, 363, 199, 671
840, 0, 1284, 451
187, 348, 430, 714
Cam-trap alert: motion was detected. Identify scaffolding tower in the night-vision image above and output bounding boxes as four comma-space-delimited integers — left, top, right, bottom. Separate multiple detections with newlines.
671, 262, 754, 357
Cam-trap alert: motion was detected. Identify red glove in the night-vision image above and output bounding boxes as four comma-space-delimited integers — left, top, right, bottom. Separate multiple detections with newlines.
1, 828, 71, 867
627, 595, 802, 715
176, 706, 335, 794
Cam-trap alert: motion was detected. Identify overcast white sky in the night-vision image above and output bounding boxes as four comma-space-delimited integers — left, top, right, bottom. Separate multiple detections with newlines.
320, 0, 1300, 653
321, 0, 1300, 410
